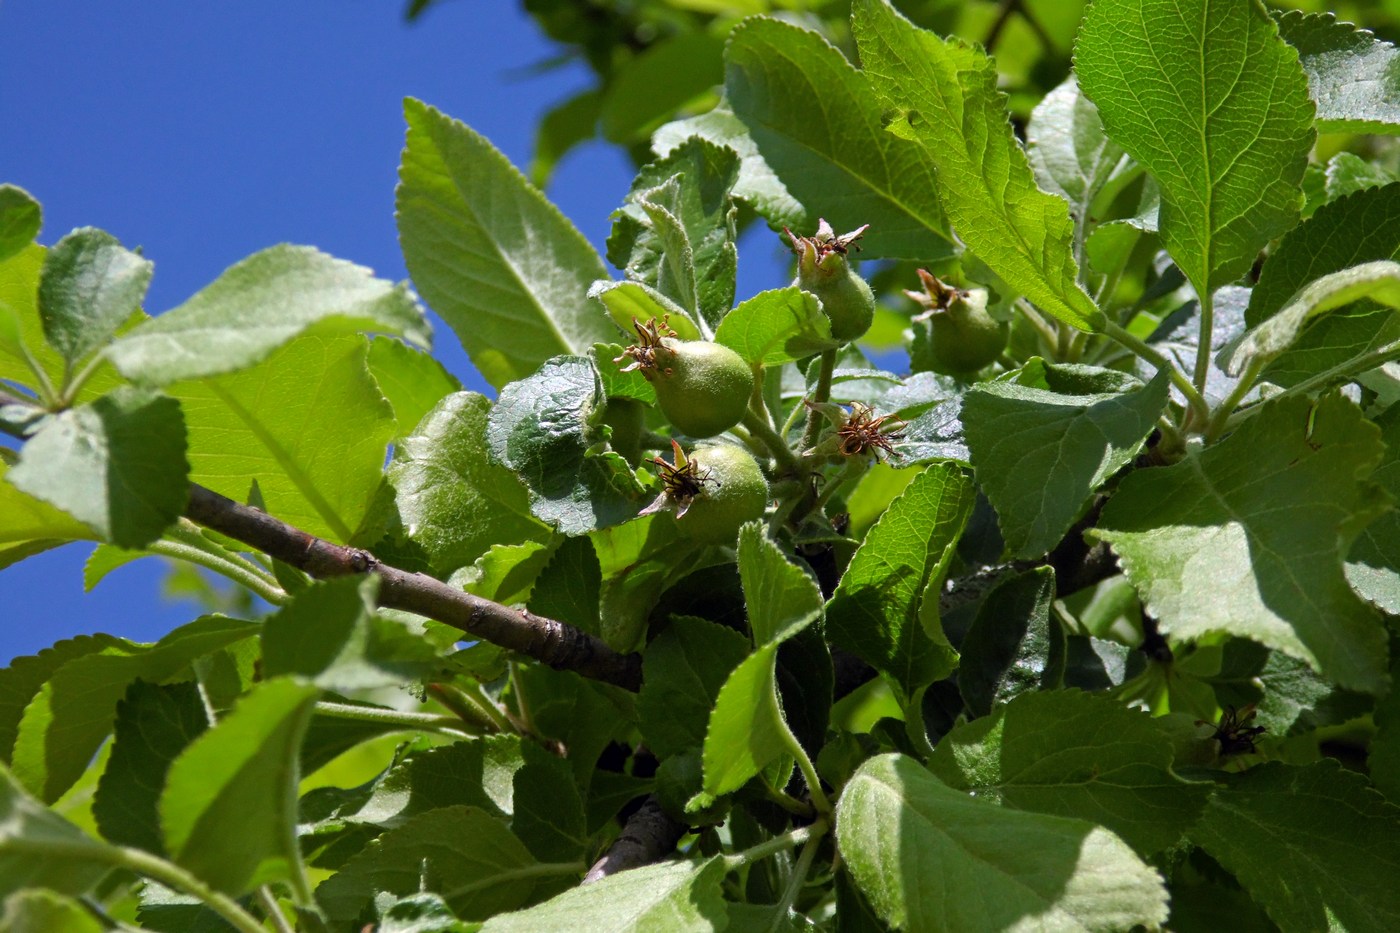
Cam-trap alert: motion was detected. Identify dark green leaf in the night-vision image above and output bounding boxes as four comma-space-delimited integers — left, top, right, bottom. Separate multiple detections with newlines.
316, 805, 550, 924
837, 753, 1168, 932
107, 244, 426, 385
1348, 405, 1400, 612
957, 567, 1063, 716
738, 522, 823, 646
0, 633, 123, 763
639, 615, 750, 759
480, 857, 727, 932
1276, 10, 1400, 135
0, 185, 42, 262
527, 536, 602, 636
397, 99, 615, 389
0, 763, 114, 899
1076, 0, 1315, 298
530, 88, 603, 188
600, 33, 723, 145
487, 355, 643, 534
10, 616, 257, 802
262, 576, 441, 691
512, 665, 632, 789
1093, 393, 1390, 693
375, 892, 472, 933
1372, 683, 1400, 803
38, 227, 151, 366
826, 463, 975, 700
725, 16, 954, 262
389, 391, 547, 576
715, 287, 835, 366
1190, 761, 1400, 933
9, 386, 188, 548
512, 740, 586, 863
928, 690, 1209, 855
367, 335, 462, 436
853, 0, 1101, 329
964, 361, 1169, 559
92, 680, 209, 854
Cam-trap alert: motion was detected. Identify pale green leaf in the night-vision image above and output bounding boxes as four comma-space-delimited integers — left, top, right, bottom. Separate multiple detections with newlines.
38, 227, 152, 366
160, 678, 320, 896
170, 334, 394, 544
956, 567, 1064, 716
0, 889, 103, 933
486, 355, 644, 535
826, 462, 976, 700
1075, 0, 1315, 297
639, 615, 750, 759
1093, 393, 1390, 693
315, 805, 548, 923
1276, 10, 1400, 135
837, 753, 1168, 932
928, 690, 1209, 855
588, 280, 701, 342
0, 461, 96, 563
963, 361, 1169, 559
454, 540, 556, 606
10, 616, 257, 802
1027, 76, 1127, 227
389, 391, 546, 576
737, 521, 823, 645
8, 386, 188, 548
108, 244, 426, 385
0, 763, 114, 899
397, 99, 615, 389
725, 16, 954, 261
1190, 761, 1400, 933
1350, 406, 1400, 613
700, 642, 791, 799
482, 857, 726, 933
367, 335, 462, 436
714, 287, 835, 366
853, 0, 1101, 330
0, 184, 41, 261
92, 680, 208, 854
1324, 152, 1398, 202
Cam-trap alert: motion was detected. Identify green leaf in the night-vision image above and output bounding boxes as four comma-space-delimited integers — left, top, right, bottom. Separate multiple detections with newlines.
37, 227, 152, 368
600, 32, 724, 144
956, 567, 1063, 716
826, 463, 976, 700
487, 355, 643, 534
852, 0, 1101, 330
389, 391, 547, 576
928, 690, 1209, 855
91, 681, 208, 855
963, 361, 1170, 559
261, 576, 441, 691
1276, 10, 1400, 135
0, 461, 96, 564
699, 642, 790, 800
725, 16, 953, 262
1093, 393, 1390, 693
160, 677, 319, 895
511, 666, 634, 789
316, 805, 548, 923
397, 99, 615, 389
1075, 0, 1315, 298
9, 386, 188, 548
1325, 152, 1398, 202
1225, 260, 1400, 376
0, 763, 114, 899
607, 137, 739, 328
0, 890, 102, 933
455, 540, 556, 606
481, 856, 726, 932
530, 88, 603, 188
588, 280, 700, 342
0, 184, 41, 262
639, 615, 750, 759
653, 102, 803, 229
1372, 684, 1400, 803
10, 617, 257, 802
375, 892, 472, 933
0, 634, 123, 764
593, 513, 706, 652
737, 522, 823, 646
1190, 760, 1400, 933
107, 244, 425, 385
837, 753, 1168, 932
714, 287, 835, 367
170, 334, 393, 543
512, 740, 587, 863
527, 536, 602, 636
367, 335, 462, 436
1026, 77, 1127, 225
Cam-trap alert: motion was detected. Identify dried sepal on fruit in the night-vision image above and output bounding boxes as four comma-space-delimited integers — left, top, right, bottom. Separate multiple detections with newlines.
616, 318, 753, 439
787, 219, 876, 343
640, 440, 768, 545
906, 268, 1008, 376
1199, 704, 1267, 757
803, 401, 906, 461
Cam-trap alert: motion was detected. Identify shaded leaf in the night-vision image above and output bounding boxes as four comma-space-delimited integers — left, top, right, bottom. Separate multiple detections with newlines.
639, 615, 751, 759
512, 740, 586, 863
1277, 10, 1400, 135
714, 287, 835, 366
0, 889, 102, 933
38, 227, 151, 365
1027, 77, 1126, 222
957, 567, 1063, 716
600, 33, 724, 145
0, 184, 41, 261
527, 535, 602, 636
0, 763, 114, 899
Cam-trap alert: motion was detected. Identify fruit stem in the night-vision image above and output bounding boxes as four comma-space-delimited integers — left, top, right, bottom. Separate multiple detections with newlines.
799, 349, 838, 453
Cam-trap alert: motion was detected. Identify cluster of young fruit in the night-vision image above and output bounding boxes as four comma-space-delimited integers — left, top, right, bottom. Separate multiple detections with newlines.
615, 221, 1007, 544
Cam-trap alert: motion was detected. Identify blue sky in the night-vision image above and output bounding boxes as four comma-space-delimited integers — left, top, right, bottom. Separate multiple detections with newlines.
0, 2, 784, 661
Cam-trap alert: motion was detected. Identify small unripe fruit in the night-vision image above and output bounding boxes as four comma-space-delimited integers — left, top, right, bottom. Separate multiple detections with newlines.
640, 441, 768, 545
788, 219, 876, 343
617, 319, 753, 438
907, 269, 1007, 376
